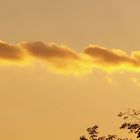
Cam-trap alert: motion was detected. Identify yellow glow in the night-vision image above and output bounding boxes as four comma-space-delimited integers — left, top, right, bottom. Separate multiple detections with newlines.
1, 41, 140, 76
45, 55, 94, 76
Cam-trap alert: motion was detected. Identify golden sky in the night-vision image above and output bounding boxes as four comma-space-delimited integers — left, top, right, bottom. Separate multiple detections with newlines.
1, 0, 140, 140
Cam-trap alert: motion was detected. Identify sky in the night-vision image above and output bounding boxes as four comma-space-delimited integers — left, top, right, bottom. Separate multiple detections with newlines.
1, 0, 140, 140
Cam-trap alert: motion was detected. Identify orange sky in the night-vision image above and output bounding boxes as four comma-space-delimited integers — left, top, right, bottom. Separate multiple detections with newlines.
0, 0, 140, 140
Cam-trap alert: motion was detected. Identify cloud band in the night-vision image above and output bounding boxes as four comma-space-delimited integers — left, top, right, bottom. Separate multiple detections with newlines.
1, 41, 140, 75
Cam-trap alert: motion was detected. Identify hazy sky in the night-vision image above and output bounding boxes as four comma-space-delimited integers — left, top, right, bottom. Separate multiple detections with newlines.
1, 0, 140, 140
1, 0, 140, 51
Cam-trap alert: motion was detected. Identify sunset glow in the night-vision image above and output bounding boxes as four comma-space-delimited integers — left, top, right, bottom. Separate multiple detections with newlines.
1, 1, 140, 140
1, 41, 140, 76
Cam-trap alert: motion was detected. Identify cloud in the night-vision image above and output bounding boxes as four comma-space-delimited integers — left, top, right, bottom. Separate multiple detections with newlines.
1, 41, 140, 75
0, 41, 24, 60
84, 45, 140, 72
19, 42, 89, 75
84, 45, 137, 66
20, 41, 79, 60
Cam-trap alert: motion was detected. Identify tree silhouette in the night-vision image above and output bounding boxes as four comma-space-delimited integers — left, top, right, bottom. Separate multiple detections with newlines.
80, 109, 140, 140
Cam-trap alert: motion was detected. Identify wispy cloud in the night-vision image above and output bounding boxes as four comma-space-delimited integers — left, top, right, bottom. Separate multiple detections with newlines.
1, 41, 140, 75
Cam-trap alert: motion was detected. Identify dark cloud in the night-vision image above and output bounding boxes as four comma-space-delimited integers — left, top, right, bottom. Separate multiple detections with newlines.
84, 45, 138, 66
20, 41, 79, 60
0, 41, 23, 60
